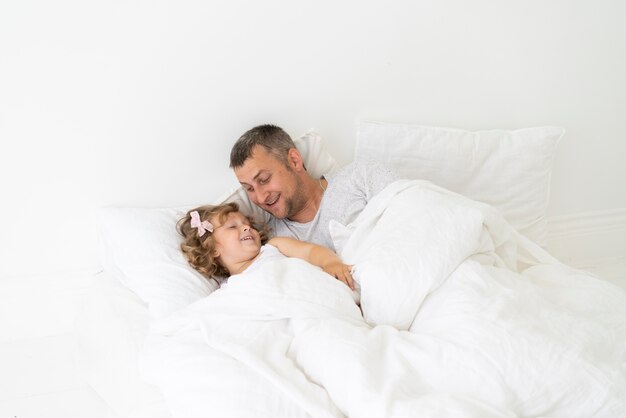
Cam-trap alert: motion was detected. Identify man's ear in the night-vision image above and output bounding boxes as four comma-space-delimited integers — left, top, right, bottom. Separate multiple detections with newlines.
287, 148, 305, 171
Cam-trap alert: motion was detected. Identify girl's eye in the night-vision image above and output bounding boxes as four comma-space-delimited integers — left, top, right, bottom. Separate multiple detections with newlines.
259, 176, 270, 185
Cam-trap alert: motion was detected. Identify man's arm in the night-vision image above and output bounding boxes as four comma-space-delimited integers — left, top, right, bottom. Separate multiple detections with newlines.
268, 236, 355, 290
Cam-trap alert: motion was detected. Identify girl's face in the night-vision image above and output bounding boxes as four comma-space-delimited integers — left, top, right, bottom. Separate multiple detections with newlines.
211, 211, 262, 267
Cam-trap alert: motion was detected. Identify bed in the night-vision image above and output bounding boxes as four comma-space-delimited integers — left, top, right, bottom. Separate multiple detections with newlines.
74, 121, 626, 418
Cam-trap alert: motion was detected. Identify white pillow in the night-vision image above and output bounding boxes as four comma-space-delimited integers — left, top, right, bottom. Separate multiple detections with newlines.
97, 130, 337, 318
355, 121, 564, 246
96, 205, 215, 319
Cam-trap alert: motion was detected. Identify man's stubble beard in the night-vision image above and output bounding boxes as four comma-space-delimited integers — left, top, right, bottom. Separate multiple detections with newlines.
276, 170, 308, 220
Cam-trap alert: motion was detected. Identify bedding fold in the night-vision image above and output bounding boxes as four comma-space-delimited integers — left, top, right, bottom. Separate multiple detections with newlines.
141, 180, 626, 418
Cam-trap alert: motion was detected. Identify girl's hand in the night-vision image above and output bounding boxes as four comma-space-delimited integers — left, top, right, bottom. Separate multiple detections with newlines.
323, 261, 355, 290
268, 237, 355, 290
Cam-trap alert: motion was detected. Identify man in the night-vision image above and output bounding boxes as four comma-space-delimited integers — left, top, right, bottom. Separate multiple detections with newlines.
230, 124, 398, 250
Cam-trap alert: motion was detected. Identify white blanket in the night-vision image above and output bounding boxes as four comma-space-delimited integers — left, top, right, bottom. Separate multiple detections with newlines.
141, 180, 626, 418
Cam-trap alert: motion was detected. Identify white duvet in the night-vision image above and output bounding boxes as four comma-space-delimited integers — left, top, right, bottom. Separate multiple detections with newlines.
140, 180, 626, 418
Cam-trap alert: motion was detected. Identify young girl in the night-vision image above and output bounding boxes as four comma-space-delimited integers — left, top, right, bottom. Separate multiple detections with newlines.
177, 202, 355, 290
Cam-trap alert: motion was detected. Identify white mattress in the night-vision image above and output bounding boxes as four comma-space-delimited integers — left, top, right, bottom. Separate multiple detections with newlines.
73, 271, 171, 418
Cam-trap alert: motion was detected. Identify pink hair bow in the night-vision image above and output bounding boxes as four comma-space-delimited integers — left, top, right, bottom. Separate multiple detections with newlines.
190, 211, 214, 237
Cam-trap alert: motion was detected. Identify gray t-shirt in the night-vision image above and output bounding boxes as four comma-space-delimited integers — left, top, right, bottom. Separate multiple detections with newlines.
268, 161, 399, 250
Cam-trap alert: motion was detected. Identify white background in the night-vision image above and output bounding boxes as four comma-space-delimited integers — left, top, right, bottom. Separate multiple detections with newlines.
1, 0, 625, 278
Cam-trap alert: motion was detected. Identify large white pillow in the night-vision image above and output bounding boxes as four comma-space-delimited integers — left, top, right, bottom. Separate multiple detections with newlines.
355, 121, 564, 245
96, 205, 214, 319
97, 130, 336, 319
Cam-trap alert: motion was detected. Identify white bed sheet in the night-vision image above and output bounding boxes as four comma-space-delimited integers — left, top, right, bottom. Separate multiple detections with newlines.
73, 271, 171, 418
141, 180, 626, 418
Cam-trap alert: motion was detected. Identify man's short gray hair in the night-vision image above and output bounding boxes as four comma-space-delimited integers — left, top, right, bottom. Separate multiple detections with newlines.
229, 124, 296, 168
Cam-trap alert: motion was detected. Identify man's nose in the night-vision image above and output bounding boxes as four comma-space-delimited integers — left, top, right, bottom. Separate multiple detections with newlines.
255, 187, 268, 204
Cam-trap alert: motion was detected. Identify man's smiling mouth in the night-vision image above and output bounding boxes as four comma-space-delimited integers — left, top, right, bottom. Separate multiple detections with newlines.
265, 195, 279, 206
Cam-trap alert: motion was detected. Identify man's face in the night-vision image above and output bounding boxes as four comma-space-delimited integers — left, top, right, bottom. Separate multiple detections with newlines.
234, 145, 306, 219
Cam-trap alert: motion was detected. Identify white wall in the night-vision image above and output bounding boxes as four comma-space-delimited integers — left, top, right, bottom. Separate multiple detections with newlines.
1, 0, 625, 278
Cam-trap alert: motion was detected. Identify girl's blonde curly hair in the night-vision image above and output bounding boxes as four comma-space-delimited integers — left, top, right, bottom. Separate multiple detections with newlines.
176, 202, 268, 280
